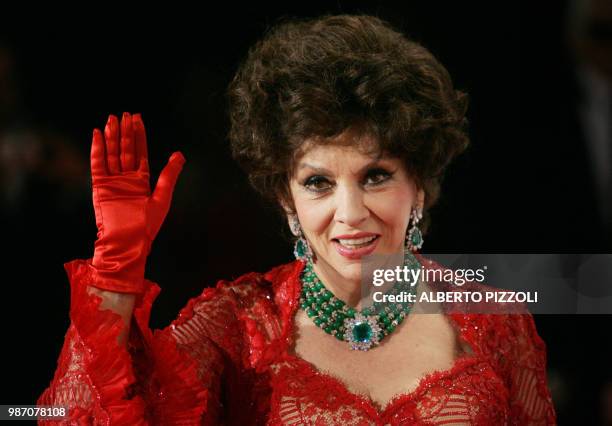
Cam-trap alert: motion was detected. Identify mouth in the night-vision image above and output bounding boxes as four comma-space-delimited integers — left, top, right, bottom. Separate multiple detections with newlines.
331, 235, 380, 259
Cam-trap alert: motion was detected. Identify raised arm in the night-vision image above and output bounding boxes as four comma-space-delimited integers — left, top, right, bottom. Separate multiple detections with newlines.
37, 112, 193, 424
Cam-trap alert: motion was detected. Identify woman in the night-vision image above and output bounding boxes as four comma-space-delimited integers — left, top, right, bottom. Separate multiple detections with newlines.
38, 15, 557, 425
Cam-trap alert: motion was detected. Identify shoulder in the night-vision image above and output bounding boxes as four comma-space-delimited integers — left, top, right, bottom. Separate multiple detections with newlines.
180, 260, 301, 307
216, 260, 305, 369
166, 260, 301, 334
414, 253, 543, 354
182, 259, 304, 332
165, 260, 303, 368
209, 259, 303, 306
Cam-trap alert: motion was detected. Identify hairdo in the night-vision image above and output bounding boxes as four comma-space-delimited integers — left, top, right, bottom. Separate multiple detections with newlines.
227, 14, 469, 235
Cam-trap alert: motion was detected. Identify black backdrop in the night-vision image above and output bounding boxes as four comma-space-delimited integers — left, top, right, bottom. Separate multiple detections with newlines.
1, 2, 610, 424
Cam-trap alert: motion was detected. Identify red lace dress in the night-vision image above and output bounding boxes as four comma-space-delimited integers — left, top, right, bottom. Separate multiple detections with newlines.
38, 253, 557, 425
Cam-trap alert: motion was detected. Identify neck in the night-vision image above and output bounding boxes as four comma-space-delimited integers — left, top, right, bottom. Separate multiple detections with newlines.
311, 260, 362, 307
309, 251, 406, 310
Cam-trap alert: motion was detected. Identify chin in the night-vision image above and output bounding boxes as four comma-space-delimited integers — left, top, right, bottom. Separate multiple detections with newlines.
334, 261, 364, 283
315, 249, 374, 283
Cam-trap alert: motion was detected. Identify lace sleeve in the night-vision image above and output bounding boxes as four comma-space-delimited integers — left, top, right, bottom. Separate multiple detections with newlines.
37, 259, 150, 424
37, 258, 245, 425
484, 312, 557, 425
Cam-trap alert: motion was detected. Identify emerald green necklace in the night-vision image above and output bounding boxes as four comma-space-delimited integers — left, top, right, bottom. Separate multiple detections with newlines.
298, 249, 420, 351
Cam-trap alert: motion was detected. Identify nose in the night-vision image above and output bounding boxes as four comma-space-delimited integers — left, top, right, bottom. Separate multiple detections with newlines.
334, 184, 369, 227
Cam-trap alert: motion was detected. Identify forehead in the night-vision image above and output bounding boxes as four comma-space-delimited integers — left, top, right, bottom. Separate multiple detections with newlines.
294, 128, 384, 166
296, 145, 382, 167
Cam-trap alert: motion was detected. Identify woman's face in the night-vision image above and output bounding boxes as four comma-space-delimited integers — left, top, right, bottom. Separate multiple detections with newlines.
288, 128, 424, 286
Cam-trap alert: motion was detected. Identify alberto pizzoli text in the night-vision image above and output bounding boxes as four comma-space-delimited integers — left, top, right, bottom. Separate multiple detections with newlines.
373, 291, 538, 304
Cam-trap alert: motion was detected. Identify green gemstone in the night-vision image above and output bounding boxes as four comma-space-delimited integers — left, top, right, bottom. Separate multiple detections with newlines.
307, 309, 316, 317
314, 317, 323, 326
296, 239, 306, 257
352, 322, 372, 342
411, 228, 423, 247
324, 326, 333, 334
347, 308, 356, 318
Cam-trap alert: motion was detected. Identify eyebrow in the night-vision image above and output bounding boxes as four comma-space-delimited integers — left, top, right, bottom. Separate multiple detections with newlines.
298, 159, 390, 175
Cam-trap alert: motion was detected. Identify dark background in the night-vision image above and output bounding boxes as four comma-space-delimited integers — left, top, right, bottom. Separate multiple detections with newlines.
1, 2, 611, 424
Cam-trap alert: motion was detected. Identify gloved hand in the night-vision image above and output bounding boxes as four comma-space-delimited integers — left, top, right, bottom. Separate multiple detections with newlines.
88, 112, 185, 294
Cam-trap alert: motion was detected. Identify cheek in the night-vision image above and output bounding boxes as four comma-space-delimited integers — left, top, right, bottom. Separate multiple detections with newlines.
371, 189, 414, 227
293, 195, 333, 234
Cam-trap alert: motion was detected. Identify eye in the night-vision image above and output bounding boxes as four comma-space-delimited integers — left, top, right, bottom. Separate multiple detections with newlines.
364, 168, 392, 185
303, 175, 332, 192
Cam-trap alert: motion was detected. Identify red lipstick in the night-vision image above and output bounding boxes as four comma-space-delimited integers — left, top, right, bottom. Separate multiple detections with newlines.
331, 233, 380, 259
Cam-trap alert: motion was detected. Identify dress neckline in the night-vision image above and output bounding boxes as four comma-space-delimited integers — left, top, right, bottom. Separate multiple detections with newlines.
277, 254, 483, 419
282, 350, 481, 418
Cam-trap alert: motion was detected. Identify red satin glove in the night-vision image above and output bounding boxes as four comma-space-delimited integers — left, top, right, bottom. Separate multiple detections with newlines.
88, 112, 185, 294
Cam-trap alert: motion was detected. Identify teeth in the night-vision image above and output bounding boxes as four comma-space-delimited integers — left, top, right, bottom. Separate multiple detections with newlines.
337, 235, 377, 246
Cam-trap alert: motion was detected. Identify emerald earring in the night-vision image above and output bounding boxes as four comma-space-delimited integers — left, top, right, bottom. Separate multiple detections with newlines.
405, 206, 424, 252
289, 215, 314, 262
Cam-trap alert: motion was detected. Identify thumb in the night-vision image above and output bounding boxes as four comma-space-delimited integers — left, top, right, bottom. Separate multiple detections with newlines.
150, 151, 186, 212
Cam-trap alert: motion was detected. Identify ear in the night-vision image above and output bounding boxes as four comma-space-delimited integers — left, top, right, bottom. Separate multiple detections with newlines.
280, 200, 290, 214
286, 212, 301, 237
279, 198, 297, 234
279, 200, 293, 219
278, 189, 298, 215
416, 188, 425, 211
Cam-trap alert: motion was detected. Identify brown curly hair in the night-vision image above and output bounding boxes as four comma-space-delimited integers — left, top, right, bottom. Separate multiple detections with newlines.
227, 14, 469, 235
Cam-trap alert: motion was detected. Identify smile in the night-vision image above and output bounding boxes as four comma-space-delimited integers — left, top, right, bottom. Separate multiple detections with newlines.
331, 235, 380, 259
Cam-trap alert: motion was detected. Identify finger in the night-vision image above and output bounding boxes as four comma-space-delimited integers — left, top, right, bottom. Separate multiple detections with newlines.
120, 112, 136, 172
133, 113, 149, 175
91, 128, 108, 178
150, 152, 186, 210
105, 114, 121, 174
